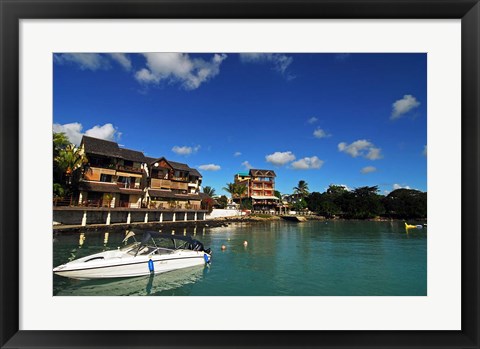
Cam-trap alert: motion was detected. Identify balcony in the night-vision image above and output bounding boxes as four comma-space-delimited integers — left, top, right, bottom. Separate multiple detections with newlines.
252, 178, 274, 183
117, 182, 141, 190
151, 178, 171, 189
116, 164, 144, 174
83, 167, 116, 181
170, 181, 188, 190
118, 201, 141, 208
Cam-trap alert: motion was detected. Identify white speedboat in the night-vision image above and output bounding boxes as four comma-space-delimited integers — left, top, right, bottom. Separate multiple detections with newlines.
53, 230, 212, 280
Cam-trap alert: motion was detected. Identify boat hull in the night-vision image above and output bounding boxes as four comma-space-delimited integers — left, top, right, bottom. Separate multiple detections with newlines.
54, 252, 209, 280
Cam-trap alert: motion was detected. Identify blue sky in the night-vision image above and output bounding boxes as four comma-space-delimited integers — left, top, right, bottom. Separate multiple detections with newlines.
53, 53, 427, 196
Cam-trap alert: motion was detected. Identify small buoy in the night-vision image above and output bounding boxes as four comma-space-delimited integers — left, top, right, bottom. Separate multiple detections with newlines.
243, 241, 248, 247
221, 245, 227, 251
203, 254, 210, 263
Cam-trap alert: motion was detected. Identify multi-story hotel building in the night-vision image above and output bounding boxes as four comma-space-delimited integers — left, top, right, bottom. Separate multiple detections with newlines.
145, 157, 203, 209
77, 136, 202, 209
233, 169, 279, 212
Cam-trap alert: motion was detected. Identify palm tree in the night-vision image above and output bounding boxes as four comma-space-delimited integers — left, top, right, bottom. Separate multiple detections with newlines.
293, 180, 309, 198
53, 132, 70, 157
54, 144, 88, 185
203, 186, 216, 198
235, 183, 247, 210
53, 132, 71, 183
293, 180, 309, 213
223, 182, 237, 200
223, 182, 247, 209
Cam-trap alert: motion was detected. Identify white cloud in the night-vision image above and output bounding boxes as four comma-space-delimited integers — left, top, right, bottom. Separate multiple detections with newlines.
108, 53, 132, 71
423, 145, 427, 156
313, 128, 330, 139
393, 183, 411, 190
234, 151, 242, 157
391, 94, 420, 120
198, 164, 221, 171
291, 156, 324, 170
366, 147, 382, 160
338, 139, 383, 160
54, 53, 133, 72
171, 145, 200, 156
239, 53, 294, 77
135, 53, 227, 90
307, 117, 318, 124
361, 166, 377, 174
85, 124, 119, 141
241, 161, 253, 169
265, 151, 296, 166
54, 53, 111, 71
53, 122, 120, 145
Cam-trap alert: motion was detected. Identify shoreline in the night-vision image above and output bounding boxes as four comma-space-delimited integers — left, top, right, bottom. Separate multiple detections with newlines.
52, 214, 426, 234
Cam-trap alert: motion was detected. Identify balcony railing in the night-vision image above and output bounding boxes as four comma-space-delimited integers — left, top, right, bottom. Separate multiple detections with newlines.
118, 201, 140, 208
116, 164, 144, 174
171, 176, 188, 182
53, 196, 75, 207
117, 182, 141, 189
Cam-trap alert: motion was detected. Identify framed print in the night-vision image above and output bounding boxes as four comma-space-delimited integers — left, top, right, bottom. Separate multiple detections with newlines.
1, 0, 479, 348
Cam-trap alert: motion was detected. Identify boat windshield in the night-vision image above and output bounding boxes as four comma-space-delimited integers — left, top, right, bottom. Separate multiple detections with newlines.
120, 242, 140, 252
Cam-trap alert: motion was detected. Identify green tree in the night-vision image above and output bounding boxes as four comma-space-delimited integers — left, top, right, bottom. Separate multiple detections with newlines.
54, 144, 88, 185
236, 183, 247, 209
223, 182, 248, 209
223, 182, 237, 199
203, 186, 216, 197
293, 198, 308, 212
216, 195, 228, 209
346, 186, 384, 219
293, 180, 309, 198
382, 189, 427, 219
53, 132, 74, 199
53, 132, 70, 156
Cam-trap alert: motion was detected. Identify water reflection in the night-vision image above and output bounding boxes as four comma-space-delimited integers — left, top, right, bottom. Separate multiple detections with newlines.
55, 265, 206, 296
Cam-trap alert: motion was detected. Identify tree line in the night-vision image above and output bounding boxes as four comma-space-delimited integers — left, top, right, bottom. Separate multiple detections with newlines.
303, 184, 427, 220
201, 181, 427, 220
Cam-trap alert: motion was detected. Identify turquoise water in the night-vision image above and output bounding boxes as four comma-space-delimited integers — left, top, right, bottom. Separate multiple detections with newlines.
53, 220, 427, 296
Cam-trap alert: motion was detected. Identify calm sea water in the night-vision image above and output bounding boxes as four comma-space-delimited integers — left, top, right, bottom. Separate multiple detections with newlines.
53, 220, 427, 296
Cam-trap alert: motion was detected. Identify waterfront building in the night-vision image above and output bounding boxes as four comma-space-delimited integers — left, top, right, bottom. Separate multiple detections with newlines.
233, 169, 280, 213
77, 136, 202, 209
78, 136, 147, 208
145, 157, 203, 209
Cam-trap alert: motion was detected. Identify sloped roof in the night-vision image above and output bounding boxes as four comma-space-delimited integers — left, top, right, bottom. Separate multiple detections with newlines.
81, 136, 146, 163
250, 169, 276, 177
148, 157, 202, 177
82, 136, 122, 158
189, 168, 202, 178
145, 156, 157, 164
168, 160, 191, 171
118, 148, 146, 163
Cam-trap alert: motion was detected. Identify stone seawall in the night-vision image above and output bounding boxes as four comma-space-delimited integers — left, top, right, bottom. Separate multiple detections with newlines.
53, 207, 208, 228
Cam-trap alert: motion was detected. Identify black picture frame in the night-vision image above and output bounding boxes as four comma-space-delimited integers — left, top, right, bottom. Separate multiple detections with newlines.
1, 1, 479, 348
